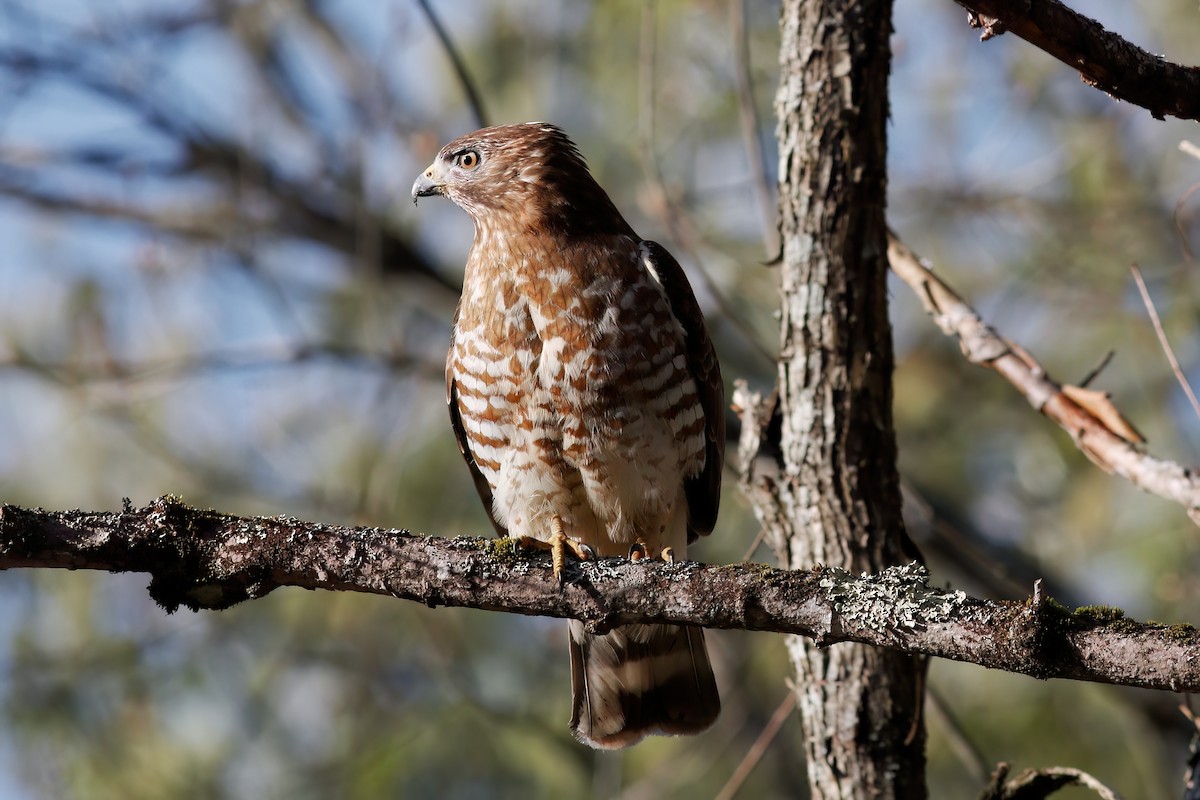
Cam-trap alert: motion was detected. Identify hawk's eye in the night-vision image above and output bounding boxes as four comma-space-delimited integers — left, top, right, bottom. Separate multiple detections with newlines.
456, 150, 481, 170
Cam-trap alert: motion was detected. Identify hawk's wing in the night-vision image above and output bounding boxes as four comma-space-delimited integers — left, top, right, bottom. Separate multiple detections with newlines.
447, 318, 508, 538
643, 241, 725, 541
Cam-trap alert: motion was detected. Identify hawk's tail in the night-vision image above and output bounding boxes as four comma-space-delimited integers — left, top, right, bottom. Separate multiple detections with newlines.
568, 621, 720, 749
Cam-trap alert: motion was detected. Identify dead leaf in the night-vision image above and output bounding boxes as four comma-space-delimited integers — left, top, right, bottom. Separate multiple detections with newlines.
1061, 384, 1145, 444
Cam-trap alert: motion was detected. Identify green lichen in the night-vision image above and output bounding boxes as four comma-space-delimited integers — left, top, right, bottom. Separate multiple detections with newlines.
1039, 596, 1071, 617
1109, 617, 1142, 634
1066, 605, 1194, 638
1164, 623, 1200, 643
484, 537, 526, 564
1072, 605, 1126, 625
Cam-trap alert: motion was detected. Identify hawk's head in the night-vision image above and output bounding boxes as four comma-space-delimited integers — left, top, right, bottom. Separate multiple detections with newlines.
412, 122, 631, 237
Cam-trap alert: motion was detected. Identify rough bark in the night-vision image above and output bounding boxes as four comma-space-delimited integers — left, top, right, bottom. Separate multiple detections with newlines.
952, 0, 1200, 122
5, 498, 1200, 694
739, 1, 927, 796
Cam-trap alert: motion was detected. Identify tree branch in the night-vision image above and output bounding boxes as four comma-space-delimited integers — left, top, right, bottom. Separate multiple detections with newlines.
980, 763, 1122, 800
414, 0, 489, 129
4, 497, 1200, 693
0, 38, 459, 294
888, 232, 1200, 524
0, 342, 444, 387
952, 0, 1200, 121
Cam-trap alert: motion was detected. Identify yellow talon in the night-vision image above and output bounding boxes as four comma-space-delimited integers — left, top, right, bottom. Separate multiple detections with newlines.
628, 540, 674, 563
517, 517, 591, 583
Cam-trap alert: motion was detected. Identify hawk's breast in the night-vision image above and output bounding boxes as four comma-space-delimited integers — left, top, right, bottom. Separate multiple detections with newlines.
450, 235, 706, 547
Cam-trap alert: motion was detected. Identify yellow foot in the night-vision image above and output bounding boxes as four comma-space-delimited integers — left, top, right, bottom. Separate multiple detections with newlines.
515, 516, 593, 583
627, 540, 676, 564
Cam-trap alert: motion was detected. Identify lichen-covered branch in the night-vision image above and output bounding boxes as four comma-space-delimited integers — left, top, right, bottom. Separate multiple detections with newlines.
888, 233, 1200, 524
3, 497, 1200, 694
952, 0, 1200, 122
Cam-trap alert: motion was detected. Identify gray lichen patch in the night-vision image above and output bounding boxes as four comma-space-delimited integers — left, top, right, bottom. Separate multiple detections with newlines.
818, 562, 968, 639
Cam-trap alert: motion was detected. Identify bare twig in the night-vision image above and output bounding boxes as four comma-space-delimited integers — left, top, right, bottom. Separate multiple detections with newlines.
739, 526, 768, 562
888, 232, 1200, 523
713, 690, 797, 800
729, 0, 777, 257
0, 23, 456, 293
1077, 350, 1115, 390
1173, 180, 1199, 266
637, 1, 775, 369
414, 0, 488, 129
0, 342, 444, 387
5, 498, 1200, 695
1174, 148, 1200, 269
1183, 699, 1200, 800
954, 0, 1200, 122
980, 762, 1122, 800
1130, 265, 1200, 422
926, 686, 989, 786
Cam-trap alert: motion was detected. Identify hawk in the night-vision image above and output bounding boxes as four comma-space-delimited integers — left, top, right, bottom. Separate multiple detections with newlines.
412, 122, 723, 749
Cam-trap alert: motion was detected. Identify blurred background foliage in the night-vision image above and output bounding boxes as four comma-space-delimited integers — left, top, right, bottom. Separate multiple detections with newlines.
0, 0, 1198, 797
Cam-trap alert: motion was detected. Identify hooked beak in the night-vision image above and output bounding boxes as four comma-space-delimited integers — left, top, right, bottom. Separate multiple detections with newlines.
411, 162, 445, 205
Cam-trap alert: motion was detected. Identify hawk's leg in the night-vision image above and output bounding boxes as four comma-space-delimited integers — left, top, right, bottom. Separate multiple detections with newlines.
515, 516, 593, 583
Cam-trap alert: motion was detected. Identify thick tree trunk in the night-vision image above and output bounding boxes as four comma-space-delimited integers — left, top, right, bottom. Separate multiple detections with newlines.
763, 1, 927, 796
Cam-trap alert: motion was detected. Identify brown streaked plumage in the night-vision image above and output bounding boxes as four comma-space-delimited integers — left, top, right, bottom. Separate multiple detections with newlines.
412, 122, 723, 749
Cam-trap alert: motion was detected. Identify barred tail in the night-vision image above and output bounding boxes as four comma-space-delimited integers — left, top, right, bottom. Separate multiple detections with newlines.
568, 621, 720, 749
